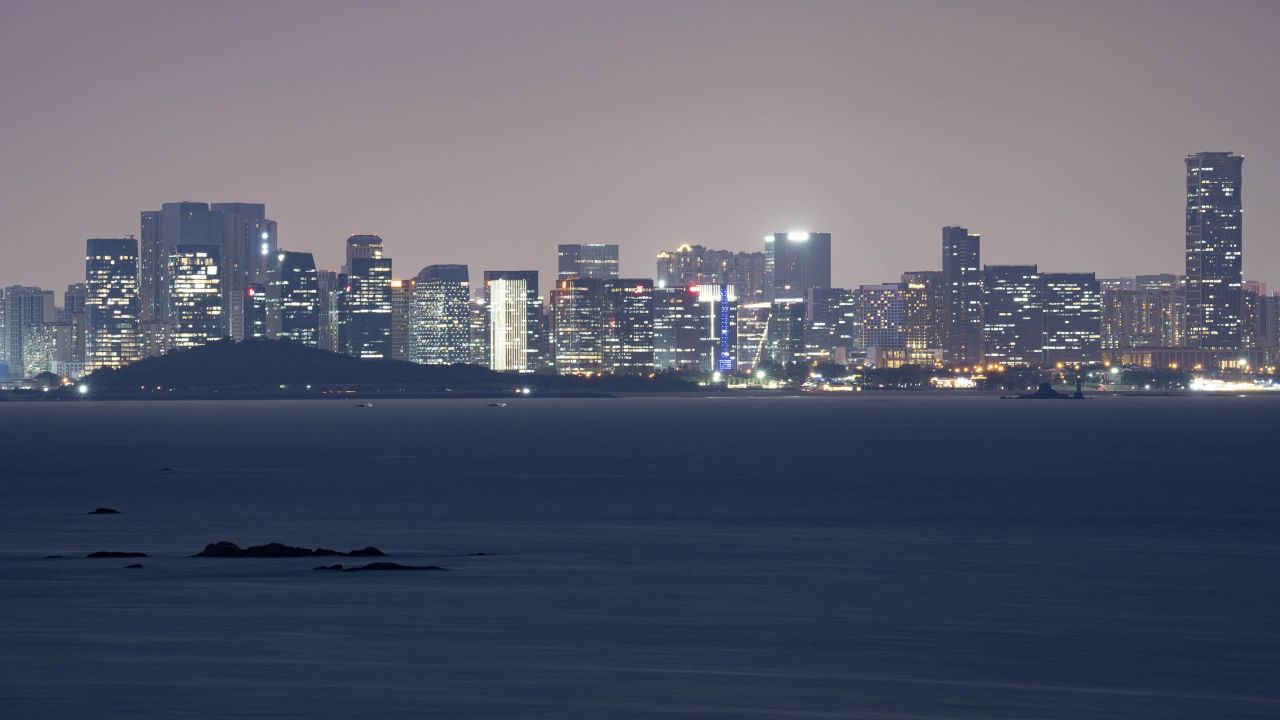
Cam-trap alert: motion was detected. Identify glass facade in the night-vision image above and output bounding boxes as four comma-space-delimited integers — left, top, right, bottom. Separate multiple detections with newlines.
982, 265, 1043, 366
85, 238, 141, 371
409, 264, 470, 365
1185, 152, 1243, 349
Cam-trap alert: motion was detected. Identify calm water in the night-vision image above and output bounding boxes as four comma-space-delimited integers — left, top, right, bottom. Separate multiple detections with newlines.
1, 395, 1277, 718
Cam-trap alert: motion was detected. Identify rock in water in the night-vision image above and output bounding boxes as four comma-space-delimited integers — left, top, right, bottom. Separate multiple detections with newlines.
124, 563, 144, 569
194, 541, 387, 558
89, 507, 121, 514
87, 551, 147, 558
313, 564, 345, 571
342, 562, 447, 572
346, 546, 386, 557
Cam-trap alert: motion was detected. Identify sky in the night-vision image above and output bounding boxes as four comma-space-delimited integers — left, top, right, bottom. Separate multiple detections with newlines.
2, 0, 1278, 294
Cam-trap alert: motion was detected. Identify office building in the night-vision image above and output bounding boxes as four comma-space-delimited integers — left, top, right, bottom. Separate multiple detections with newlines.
267, 251, 319, 346
85, 238, 141, 371
244, 284, 268, 340
762, 297, 807, 366
601, 279, 654, 374
551, 277, 604, 375
697, 283, 737, 373
942, 226, 982, 365
315, 270, 342, 353
558, 244, 619, 280
857, 284, 905, 352
341, 255, 393, 359
1185, 152, 1244, 349
390, 278, 413, 360
409, 264, 471, 365
983, 265, 1043, 366
652, 286, 703, 371
168, 244, 224, 350
1, 286, 55, 378
1042, 272, 1101, 365
765, 232, 832, 300
901, 271, 945, 354
804, 287, 859, 364
485, 271, 540, 372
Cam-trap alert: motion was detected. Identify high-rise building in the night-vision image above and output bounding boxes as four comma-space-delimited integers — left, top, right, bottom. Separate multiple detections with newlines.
1, 286, 55, 378
697, 283, 737, 373
551, 277, 604, 375
736, 302, 772, 369
601, 279, 654, 374
139, 211, 162, 322
267, 251, 319, 346
857, 284, 905, 351
485, 271, 540, 372
656, 245, 704, 288
983, 265, 1043, 366
1185, 152, 1244, 349
468, 297, 490, 367
168, 244, 224, 350
901, 271, 946, 354
62, 283, 88, 366
341, 255, 393, 359
20, 322, 73, 378
655, 245, 769, 303
85, 238, 141, 371
942, 226, 982, 365
558, 244, 620, 280
315, 270, 342, 353
390, 278, 413, 360
244, 284, 268, 340
762, 297, 807, 366
345, 234, 384, 270
765, 232, 832, 300
652, 286, 703, 371
409, 265, 471, 365
1102, 284, 1185, 351
804, 287, 859, 364
1042, 272, 1101, 365
211, 203, 276, 341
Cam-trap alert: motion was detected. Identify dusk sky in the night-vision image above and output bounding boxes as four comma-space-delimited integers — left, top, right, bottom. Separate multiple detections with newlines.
2, 0, 1278, 292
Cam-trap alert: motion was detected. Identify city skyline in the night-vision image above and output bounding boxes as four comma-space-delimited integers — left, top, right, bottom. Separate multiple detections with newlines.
3, 2, 1280, 293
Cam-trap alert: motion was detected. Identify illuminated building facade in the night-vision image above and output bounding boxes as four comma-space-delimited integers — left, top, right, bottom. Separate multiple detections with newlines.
857, 283, 905, 351
697, 283, 737, 373
762, 297, 806, 366
315, 270, 341, 353
901, 270, 945, 354
244, 284, 268, 339
1185, 152, 1244, 349
765, 232, 831, 300
469, 297, 490, 366
735, 301, 772, 369
168, 244, 224, 350
558, 244, 619, 280
390, 278, 413, 360
85, 238, 141, 371
942, 226, 982, 364
804, 287, 859, 363
409, 264, 471, 365
652, 286, 703, 371
341, 255, 393, 359
982, 265, 1043, 366
551, 277, 604, 375
1042, 272, 1101, 365
1, 286, 55, 378
211, 203, 274, 341
485, 271, 539, 372
601, 279, 654, 374
1101, 284, 1185, 352
655, 245, 768, 302
267, 251, 319, 346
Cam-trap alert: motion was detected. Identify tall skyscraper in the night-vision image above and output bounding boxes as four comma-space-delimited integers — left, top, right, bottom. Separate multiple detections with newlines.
1042, 272, 1101, 365
601, 279, 654, 374
139, 211, 161, 322
765, 232, 832, 300
211, 203, 275, 341
341, 255, 393, 359
1185, 152, 1244, 349
1, 286, 55, 379
983, 265, 1043, 366
390, 278, 413, 360
267, 251, 319, 346
804, 287, 859, 363
558, 244, 619, 280
409, 264, 471, 365
901, 271, 946, 353
168, 244, 224, 350
485, 271, 540, 372
85, 238, 141, 371
857, 284, 905, 351
697, 283, 737, 373
345, 234, 384, 270
762, 297, 807, 366
652, 286, 703, 371
315, 270, 342, 353
942, 226, 982, 365
551, 277, 604, 375
735, 302, 772, 369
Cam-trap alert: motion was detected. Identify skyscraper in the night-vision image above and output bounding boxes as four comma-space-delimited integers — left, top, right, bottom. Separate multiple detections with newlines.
85, 238, 141, 371
901, 271, 946, 354
942, 226, 982, 365
697, 283, 737, 373
1, 286, 55, 379
485, 271, 540, 372
652, 286, 703, 371
765, 232, 832, 300
1185, 152, 1244, 349
551, 277, 604, 375
601, 279, 654, 374
762, 297, 807, 366
1042, 272, 1101, 365
409, 264, 470, 365
857, 284, 905, 351
345, 234, 384, 270
983, 265, 1043, 366
390, 278, 413, 360
267, 251, 319, 346
315, 270, 342, 353
212, 203, 276, 341
342, 255, 393, 359
558, 244, 620, 280
804, 287, 860, 364
139, 211, 161, 322
168, 244, 224, 350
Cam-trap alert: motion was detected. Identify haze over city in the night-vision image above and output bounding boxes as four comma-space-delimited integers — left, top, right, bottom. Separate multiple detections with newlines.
3, 0, 1280, 292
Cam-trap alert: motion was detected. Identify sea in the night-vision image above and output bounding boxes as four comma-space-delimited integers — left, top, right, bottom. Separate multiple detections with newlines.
1, 394, 1277, 719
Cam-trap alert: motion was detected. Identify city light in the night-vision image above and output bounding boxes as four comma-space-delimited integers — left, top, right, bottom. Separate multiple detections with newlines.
77, 385, 89, 395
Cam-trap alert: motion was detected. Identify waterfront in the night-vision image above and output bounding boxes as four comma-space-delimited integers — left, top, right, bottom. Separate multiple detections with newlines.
1, 396, 1277, 718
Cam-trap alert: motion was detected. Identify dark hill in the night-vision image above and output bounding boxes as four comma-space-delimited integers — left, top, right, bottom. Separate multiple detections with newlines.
82, 339, 698, 393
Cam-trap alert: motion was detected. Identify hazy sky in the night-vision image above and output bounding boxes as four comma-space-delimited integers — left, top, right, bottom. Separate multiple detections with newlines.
2, 0, 1278, 294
